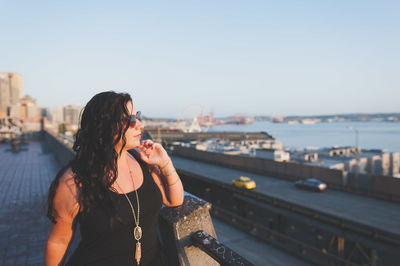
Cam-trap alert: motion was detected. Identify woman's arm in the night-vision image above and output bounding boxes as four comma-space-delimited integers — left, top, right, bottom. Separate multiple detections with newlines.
45, 168, 79, 266
136, 141, 184, 207
150, 160, 184, 207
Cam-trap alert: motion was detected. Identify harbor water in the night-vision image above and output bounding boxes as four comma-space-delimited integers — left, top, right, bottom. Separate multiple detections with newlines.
209, 121, 400, 153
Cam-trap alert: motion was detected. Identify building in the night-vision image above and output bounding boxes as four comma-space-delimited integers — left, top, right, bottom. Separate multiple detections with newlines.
290, 151, 319, 162
0, 75, 10, 117
9, 95, 40, 121
0, 73, 23, 118
258, 139, 283, 150
290, 147, 400, 177
365, 155, 380, 174
255, 148, 290, 162
63, 105, 83, 125
390, 153, 399, 176
7, 73, 23, 105
318, 146, 359, 158
8, 95, 41, 131
52, 106, 64, 124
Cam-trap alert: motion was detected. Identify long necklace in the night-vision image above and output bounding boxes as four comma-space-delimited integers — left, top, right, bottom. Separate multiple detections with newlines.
115, 157, 142, 265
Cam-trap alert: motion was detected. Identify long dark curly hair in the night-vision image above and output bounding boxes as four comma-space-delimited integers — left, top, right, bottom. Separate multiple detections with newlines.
47, 91, 132, 224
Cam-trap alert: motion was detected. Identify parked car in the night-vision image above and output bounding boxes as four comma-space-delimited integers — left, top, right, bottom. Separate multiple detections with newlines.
295, 179, 327, 192
232, 176, 256, 190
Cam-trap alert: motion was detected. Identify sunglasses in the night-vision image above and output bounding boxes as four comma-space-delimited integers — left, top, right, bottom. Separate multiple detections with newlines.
126, 111, 142, 127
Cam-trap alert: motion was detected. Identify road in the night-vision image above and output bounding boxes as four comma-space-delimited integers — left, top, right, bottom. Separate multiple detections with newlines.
172, 156, 400, 238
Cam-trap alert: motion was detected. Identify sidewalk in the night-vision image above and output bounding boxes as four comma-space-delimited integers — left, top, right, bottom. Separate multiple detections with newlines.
0, 140, 60, 266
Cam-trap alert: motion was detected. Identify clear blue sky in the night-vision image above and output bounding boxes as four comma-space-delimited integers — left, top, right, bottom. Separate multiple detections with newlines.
1, 0, 399, 118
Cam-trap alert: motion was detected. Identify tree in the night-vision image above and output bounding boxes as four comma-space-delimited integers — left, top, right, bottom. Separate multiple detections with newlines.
58, 123, 66, 135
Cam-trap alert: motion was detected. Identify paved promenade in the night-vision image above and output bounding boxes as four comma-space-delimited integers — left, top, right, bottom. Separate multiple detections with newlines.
0, 140, 60, 266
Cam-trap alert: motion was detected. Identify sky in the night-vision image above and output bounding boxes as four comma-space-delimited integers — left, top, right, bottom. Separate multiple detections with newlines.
1, 0, 399, 118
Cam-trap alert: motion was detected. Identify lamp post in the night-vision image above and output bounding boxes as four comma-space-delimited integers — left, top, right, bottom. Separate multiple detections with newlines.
347, 126, 359, 191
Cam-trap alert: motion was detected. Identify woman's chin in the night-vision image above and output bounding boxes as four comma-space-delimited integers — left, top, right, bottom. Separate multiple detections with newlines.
127, 142, 141, 149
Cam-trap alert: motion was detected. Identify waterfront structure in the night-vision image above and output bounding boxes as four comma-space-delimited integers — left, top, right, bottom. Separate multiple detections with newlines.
176, 117, 202, 132
172, 137, 283, 157
256, 139, 283, 150
290, 147, 400, 177
390, 153, 399, 176
255, 148, 290, 162
176, 139, 246, 155
290, 150, 319, 162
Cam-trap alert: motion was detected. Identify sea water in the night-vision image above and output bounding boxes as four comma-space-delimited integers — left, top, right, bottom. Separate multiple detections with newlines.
209, 121, 400, 153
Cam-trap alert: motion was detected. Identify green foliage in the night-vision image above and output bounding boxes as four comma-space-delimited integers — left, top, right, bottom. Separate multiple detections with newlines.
58, 123, 66, 135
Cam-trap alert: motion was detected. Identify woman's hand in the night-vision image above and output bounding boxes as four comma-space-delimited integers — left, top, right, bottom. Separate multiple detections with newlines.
136, 140, 170, 167
136, 140, 184, 207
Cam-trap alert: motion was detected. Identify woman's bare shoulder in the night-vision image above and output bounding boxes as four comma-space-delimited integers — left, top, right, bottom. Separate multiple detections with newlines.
53, 167, 80, 221
59, 167, 78, 189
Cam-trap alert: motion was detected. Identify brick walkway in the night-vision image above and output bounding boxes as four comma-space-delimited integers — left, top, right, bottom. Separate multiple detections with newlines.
0, 140, 60, 266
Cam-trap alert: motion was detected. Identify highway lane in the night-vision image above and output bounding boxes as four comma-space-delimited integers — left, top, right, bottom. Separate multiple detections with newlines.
213, 218, 311, 266
171, 156, 400, 238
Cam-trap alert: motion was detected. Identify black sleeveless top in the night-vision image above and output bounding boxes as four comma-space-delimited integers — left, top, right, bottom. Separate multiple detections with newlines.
66, 151, 164, 266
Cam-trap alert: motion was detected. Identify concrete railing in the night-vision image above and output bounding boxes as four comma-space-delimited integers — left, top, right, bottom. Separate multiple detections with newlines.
159, 192, 254, 265
43, 130, 75, 167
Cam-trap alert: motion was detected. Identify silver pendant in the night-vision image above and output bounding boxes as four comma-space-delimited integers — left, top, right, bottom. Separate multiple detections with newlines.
134, 226, 142, 241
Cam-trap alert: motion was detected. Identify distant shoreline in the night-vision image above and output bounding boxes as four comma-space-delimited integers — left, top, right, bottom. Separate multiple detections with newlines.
209, 121, 400, 153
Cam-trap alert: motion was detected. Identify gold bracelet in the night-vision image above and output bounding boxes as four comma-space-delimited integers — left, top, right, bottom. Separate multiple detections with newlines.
160, 159, 171, 170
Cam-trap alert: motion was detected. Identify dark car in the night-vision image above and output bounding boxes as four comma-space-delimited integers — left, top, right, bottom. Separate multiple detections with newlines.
295, 179, 327, 192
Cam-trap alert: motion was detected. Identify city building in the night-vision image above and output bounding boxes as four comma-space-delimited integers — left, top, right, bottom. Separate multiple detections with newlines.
63, 105, 83, 126
9, 95, 40, 121
0, 75, 10, 117
52, 106, 64, 124
0, 73, 23, 118
8, 73, 23, 105
8, 95, 41, 131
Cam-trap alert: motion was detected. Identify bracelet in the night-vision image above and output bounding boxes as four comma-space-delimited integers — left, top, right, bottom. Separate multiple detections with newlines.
167, 177, 180, 187
163, 169, 176, 178
160, 159, 171, 170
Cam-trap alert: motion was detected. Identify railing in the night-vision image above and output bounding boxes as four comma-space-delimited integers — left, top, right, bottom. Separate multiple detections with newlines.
159, 192, 256, 265
192, 230, 254, 266
46, 128, 74, 148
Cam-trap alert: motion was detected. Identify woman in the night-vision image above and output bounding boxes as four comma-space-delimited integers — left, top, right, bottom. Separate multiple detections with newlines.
45, 91, 184, 266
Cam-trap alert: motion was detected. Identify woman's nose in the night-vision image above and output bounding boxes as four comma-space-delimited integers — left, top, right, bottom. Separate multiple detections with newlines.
136, 119, 144, 130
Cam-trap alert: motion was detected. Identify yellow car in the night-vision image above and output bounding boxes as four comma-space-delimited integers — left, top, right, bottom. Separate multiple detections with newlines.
232, 176, 256, 190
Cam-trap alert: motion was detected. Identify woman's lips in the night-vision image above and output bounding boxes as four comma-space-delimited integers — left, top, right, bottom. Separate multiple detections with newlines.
134, 134, 141, 138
